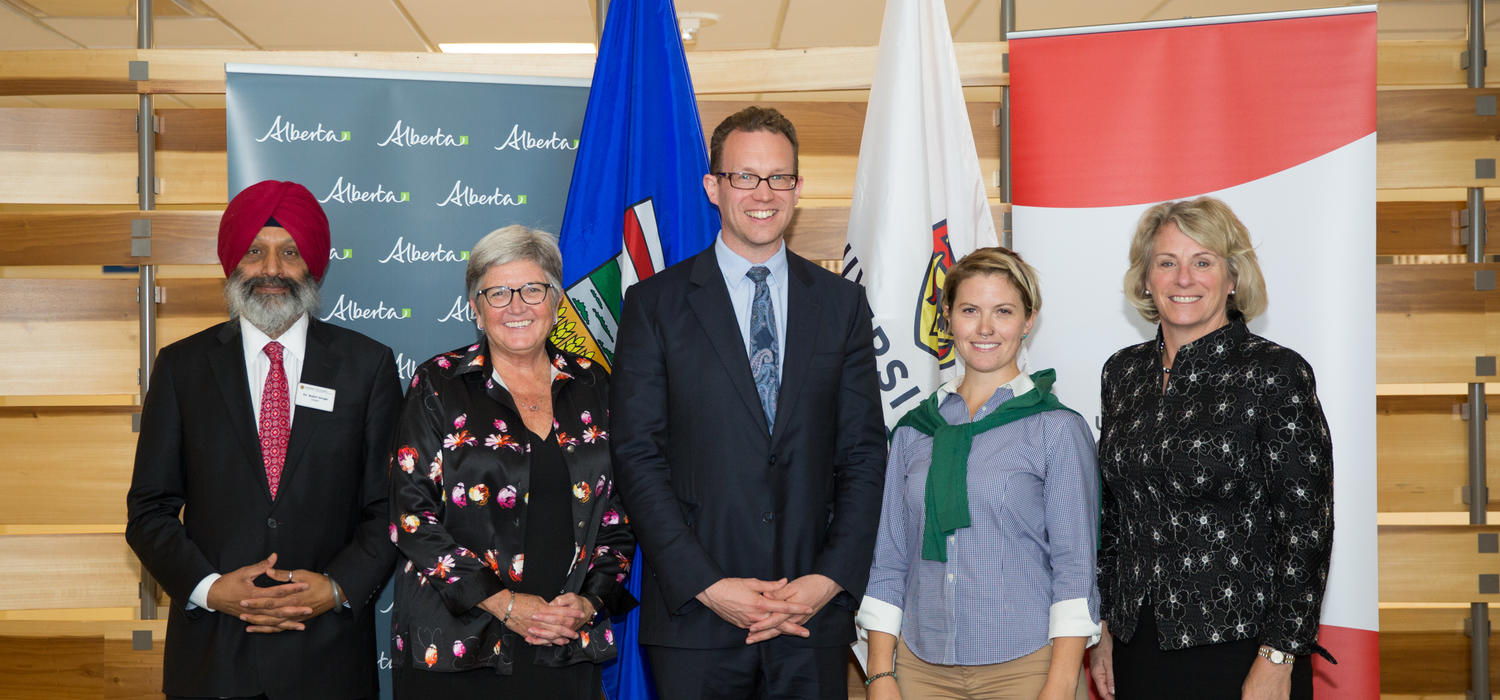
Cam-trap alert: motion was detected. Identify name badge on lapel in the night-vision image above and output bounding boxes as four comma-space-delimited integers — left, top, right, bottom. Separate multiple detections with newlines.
295, 383, 336, 412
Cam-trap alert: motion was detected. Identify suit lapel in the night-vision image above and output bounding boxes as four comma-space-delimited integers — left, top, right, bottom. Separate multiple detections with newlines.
771, 254, 820, 441
686, 248, 771, 435
279, 319, 337, 492
207, 320, 272, 502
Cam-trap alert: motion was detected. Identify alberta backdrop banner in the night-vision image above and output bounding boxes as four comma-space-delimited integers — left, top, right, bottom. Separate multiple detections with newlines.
227, 64, 589, 700
1010, 6, 1377, 697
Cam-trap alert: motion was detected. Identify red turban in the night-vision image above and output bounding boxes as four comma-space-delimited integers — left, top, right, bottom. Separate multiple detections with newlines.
218, 180, 331, 280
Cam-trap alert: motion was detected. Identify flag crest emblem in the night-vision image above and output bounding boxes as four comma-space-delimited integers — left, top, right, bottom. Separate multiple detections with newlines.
913, 220, 956, 366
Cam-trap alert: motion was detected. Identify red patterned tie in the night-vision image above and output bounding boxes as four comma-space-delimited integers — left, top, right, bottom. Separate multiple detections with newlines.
259, 341, 289, 499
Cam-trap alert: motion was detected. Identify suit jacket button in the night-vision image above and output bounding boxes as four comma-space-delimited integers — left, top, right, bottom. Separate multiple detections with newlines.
761, 512, 774, 523
769, 455, 777, 465
266, 517, 278, 529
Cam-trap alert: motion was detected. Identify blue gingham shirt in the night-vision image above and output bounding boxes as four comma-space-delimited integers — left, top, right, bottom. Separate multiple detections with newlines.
858, 372, 1102, 665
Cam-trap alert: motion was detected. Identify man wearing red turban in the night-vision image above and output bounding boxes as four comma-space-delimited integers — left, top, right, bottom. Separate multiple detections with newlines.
127, 180, 400, 700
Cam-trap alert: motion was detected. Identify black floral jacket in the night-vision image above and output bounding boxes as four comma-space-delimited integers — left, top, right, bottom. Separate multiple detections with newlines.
1097, 321, 1333, 656
389, 341, 635, 674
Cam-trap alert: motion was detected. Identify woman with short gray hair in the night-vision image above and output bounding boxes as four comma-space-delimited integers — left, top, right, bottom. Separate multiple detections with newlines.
389, 225, 635, 698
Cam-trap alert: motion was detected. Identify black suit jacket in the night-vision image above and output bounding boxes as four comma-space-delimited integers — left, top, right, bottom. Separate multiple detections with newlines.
611, 246, 887, 649
126, 318, 400, 699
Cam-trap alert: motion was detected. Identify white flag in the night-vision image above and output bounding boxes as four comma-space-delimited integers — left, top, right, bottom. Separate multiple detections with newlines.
842, 0, 998, 428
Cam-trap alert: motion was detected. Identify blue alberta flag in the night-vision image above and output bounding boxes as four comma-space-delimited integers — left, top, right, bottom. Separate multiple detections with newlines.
549, 0, 720, 373
547, 0, 719, 698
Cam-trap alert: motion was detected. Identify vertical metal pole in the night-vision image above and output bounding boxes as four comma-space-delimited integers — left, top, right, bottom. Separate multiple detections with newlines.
1000, 0, 1014, 248
136, 0, 161, 622
596, 0, 609, 42
1467, 2, 1491, 696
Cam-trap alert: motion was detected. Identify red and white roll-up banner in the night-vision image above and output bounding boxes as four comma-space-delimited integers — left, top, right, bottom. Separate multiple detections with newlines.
1010, 7, 1377, 698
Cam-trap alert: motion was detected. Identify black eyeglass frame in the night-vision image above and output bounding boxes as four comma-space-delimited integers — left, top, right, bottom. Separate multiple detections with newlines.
714, 171, 800, 191
477, 282, 554, 309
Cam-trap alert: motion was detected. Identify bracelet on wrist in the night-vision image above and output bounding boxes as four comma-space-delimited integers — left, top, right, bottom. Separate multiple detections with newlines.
865, 670, 897, 687
500, 590, 515, 626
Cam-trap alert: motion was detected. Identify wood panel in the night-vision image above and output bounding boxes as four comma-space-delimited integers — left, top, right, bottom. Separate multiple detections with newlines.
1376, 264, 1500, 384
0, 45, 1008, 97
0, 108, 138, 204
1377, 395, 1500, 512
1377, 40, 1467, 88
0, 210, 219, 266
0, 279, 140, 396
1380, 605, 1500, 696
1379, 89, 1500, 144
0, 625, 165, 700
0, 408, 137, 526
1379, 525, 1500, 603
1376, 201, 1500, 257
1379, 140, 1500, 190
0, 534, 138, 610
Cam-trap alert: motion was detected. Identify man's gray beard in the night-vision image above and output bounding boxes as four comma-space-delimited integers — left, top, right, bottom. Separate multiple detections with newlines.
224, 271, 321, 337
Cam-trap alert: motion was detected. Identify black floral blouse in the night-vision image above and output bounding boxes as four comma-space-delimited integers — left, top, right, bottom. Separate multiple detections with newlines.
1097, 320, 1333, 657
389, 341, 635, 674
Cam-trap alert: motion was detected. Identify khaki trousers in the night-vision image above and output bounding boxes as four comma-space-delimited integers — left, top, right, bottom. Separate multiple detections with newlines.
894, 638, 1090, 700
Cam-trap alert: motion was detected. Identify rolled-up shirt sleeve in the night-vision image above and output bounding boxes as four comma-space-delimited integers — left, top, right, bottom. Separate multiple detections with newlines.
1043, 413, 1102, 645
857, 427, 920, 640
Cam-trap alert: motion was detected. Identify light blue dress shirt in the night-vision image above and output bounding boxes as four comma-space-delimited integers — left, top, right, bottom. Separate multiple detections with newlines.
714, 234, 788, 363
859, 372, 1102, 666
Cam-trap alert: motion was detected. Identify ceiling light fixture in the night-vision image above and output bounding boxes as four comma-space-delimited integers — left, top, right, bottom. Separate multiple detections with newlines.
439, 43, 597, 54
677, 11, 719, 45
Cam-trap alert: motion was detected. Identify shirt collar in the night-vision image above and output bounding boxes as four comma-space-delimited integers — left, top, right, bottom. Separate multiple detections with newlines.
936, 370, 1035, 406
240, 313, 309, 362
714, 232, 787, 286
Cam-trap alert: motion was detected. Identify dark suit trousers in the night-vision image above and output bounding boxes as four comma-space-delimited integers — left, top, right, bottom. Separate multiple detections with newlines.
1112, 610, 1313, 699
646, 641, 847, 700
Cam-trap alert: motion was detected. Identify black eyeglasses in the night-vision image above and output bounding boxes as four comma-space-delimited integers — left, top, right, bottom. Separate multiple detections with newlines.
478, 282, 553, 309
716, 172, 799, 191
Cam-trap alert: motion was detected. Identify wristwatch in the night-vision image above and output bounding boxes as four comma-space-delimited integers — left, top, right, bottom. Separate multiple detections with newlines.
1258, 645, 1295, 665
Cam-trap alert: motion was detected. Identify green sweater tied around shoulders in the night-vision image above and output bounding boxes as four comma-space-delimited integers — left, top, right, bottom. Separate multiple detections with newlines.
893, 368, 1077, 562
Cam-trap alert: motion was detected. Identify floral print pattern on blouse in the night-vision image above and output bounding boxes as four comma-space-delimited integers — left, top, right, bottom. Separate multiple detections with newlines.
389, 341, 634, 674
1097, 321, 1333, 656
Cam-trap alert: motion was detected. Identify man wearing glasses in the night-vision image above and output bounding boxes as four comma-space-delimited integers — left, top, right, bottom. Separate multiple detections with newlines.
127, 180, 400, 700
612, 106, 887, 699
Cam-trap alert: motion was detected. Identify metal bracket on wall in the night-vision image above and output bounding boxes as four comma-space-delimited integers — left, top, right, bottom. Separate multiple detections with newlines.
1478, 270, 1497, 291
1480, 573, 1499, 595
131, 218, 151, 257
1481, 94, 1498, 116
1463, 485, 1492, 505
1461, 50, 1490, 70
1479, 356, 1498, 376
131, 629, 152, 651
1465, 612, 1492, 638
1478, 159, 1497, 179
128, 60, 149, 81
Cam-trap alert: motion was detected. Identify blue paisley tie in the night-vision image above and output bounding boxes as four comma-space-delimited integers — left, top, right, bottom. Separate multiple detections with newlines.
746, 266, 780, 429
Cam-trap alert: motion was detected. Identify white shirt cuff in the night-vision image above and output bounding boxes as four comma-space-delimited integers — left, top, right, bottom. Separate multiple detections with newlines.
188, 573, 221, 611
855, 595, 903, 640
1048, 597, 1102, 647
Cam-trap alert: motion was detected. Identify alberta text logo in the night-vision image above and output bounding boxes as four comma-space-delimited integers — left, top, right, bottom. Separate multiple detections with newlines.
377, 119, 469, 148
256, 115, 351, 144
329, 248, 353, 261
495, 124, 579, 152
393, 352, 419, 383
320, 293, 412, 322
378, 236, 469, 264
320, 176, 410, 205
436, 180, 526, 208
437, 295, 477, 323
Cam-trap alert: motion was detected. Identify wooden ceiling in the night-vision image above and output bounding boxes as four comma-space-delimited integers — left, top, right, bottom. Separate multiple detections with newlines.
0, 0, 1483, 108
0, 0, 1486, 51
